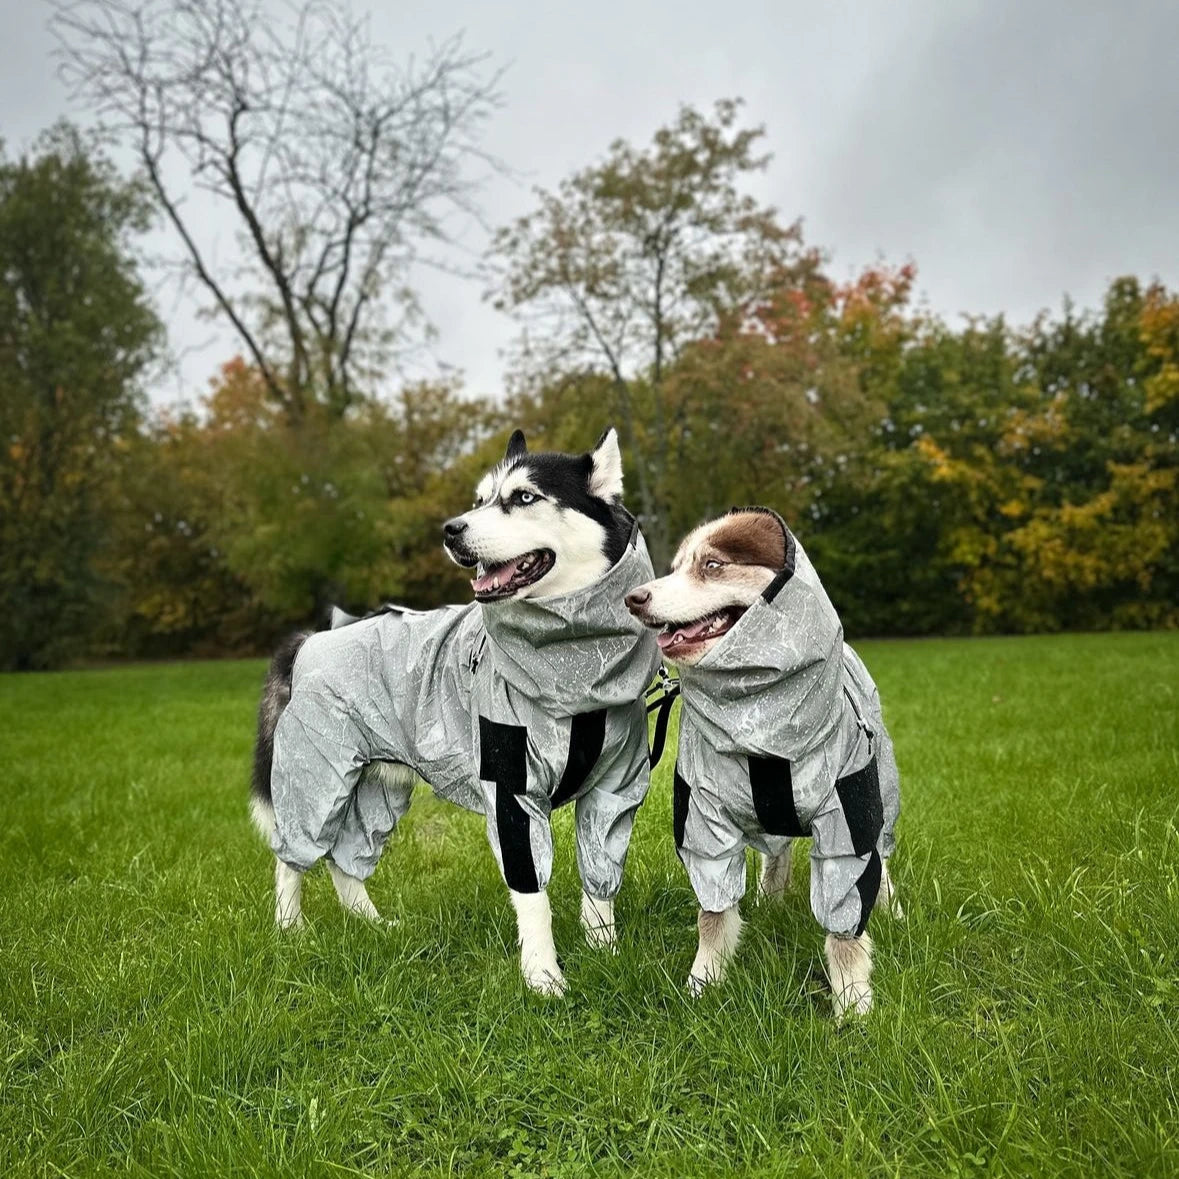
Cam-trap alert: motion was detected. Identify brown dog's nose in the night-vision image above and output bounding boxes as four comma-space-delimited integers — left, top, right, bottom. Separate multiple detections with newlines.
625, 587, 651, 613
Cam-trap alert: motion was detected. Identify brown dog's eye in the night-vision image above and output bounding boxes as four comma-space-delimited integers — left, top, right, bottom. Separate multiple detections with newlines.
704, 559, 724, 570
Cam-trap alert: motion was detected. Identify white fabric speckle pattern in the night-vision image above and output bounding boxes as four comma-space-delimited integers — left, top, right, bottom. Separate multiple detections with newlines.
270, 533, 661, 898
673, 531, 901, 936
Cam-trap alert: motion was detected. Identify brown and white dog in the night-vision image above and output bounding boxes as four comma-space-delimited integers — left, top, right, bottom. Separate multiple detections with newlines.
627, 510, 790, 667
626, 508, 901, 1015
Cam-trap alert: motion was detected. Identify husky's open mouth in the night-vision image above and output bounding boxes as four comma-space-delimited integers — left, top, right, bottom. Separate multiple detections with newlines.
656, 606, 745, 653
472, 550, 555, 601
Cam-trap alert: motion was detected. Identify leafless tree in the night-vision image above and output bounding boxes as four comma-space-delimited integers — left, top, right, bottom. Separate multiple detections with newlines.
53, 0, 502, 420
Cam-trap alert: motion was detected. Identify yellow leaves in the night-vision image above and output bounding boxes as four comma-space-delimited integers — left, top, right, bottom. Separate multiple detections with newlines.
1000, 394, 1072, 454
914, 435, 958, 482
1006, 461, 1177, 595
1140, 284, 1179, 413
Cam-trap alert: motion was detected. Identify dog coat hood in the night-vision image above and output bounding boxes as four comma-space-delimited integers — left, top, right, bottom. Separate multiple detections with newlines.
480, 534, 663, 715
269, 529, 661, 899
672, 517, 900, 937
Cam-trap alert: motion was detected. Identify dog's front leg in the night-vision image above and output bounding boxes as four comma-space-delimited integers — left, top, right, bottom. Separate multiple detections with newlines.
758, 842, 793, 903
688, 905, 743, 997
510, 890, 566, 996
825, 932, 873, 1019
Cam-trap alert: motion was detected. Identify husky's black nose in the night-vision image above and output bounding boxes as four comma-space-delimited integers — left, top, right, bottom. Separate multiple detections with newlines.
625, 587, 651, 613
443, 518, 468, 541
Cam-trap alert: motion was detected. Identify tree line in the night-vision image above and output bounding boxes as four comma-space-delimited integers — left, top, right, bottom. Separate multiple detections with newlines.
1, 10, 1175, 669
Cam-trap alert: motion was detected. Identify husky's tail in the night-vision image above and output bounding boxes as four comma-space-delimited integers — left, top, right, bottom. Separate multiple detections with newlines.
250, 632, 310, 838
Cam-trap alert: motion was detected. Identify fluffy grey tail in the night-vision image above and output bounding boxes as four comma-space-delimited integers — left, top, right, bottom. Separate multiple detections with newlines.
250, 633, 309, 833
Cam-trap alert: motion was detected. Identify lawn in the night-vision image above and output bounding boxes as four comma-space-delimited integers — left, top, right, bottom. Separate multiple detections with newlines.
1, 632, 1177, 1177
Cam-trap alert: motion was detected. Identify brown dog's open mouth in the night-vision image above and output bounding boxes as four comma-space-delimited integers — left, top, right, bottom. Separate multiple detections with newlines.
657, 607, 745, 653
472, 550, 555, 601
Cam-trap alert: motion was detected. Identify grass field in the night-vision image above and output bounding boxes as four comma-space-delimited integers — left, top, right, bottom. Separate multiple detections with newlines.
1, 632, 1177, 1177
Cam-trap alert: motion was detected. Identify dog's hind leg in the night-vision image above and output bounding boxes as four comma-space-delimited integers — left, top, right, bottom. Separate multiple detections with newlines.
275, 859, 305, 930
758, 842, 793, 904
879, 858, 904, 919
326, 862, 386, 922
580, 893, 616, 951
324, 762, 415, 924
688, 906, 743, 997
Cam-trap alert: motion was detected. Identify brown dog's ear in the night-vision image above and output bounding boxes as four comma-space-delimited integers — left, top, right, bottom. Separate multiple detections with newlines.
712, 507, 789, 569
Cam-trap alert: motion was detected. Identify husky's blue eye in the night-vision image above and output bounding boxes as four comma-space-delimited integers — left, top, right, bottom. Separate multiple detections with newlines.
517, 491, 536, 505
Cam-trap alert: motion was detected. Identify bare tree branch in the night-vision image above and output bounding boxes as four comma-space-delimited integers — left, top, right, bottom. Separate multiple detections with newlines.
52, 0, 504, 418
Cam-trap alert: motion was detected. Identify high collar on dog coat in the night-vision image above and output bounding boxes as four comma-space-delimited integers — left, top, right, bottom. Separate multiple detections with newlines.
672, 518, 900, 937
269, 529, 661, 899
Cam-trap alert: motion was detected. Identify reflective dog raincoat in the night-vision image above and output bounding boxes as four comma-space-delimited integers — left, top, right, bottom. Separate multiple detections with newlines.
672, 526, 900, 937
270, 530, 661, 899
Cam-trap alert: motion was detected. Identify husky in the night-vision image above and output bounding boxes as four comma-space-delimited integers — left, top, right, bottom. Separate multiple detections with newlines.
625, 507, 901, 1017
250, 428, 660, 995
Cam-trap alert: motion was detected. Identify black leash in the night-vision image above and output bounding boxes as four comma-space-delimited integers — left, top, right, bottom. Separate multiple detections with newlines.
645, 666, 681, 769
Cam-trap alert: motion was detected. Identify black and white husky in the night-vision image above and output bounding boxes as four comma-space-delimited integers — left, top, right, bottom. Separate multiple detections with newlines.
250, 428, 660, 994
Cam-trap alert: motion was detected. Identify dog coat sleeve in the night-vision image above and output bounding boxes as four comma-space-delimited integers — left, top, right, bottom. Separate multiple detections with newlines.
672, 759, 750, 914
572, 699, 653, 901
807, 752, 885, 939
475, 715, 556, 895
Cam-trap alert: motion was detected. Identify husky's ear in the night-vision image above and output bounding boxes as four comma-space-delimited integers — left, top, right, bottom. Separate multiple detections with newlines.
504, 429, 527, 463
588, 427, 623, 500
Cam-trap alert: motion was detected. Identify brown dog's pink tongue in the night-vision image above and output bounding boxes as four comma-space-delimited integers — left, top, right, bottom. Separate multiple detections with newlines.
657, 616, 716, 650
473, 557, 522, 594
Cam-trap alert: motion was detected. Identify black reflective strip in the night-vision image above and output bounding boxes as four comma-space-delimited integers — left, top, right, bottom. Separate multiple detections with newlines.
647, 687, 679, 769
673, 766, 690, 849
478, 716, 538, 893
550, 709, 607, 808
834, 756, 884, 857
761, 529, 798, 603
855, 849, 882, 936
748, 755, 808, 836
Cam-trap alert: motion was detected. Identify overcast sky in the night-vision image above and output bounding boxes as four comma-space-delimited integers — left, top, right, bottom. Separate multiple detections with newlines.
6, 0, 1179, 404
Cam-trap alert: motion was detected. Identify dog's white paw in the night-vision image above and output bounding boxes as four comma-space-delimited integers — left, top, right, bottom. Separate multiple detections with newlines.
686, 955, 727, 997
831, 980, 873, 1021
580, 893, 617, 952
584, 922, 618, 952
523, 963, 567, 997
276, 912, 306, 932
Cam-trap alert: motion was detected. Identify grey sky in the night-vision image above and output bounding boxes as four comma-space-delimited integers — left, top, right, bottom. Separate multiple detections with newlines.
6, 0, 1179, 404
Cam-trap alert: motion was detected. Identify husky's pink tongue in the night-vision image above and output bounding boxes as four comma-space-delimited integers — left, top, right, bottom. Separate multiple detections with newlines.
657, 616, 719, 652
472, 557, 522, 595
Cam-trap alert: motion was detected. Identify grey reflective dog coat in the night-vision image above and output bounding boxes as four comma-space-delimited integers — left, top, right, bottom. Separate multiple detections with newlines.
673, 527, 900, 937
270, 531, 661, 899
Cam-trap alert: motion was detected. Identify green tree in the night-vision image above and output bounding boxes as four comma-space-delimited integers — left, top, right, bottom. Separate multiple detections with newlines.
0, 124, 162, 669
490, 99, 803, 566
102, 360, 505, 655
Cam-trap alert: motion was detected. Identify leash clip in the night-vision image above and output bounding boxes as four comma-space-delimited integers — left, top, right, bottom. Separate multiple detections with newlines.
646, 668, 681, 769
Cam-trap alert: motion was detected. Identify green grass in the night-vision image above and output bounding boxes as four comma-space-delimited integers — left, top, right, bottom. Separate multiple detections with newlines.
1, 633, 1177, 1177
